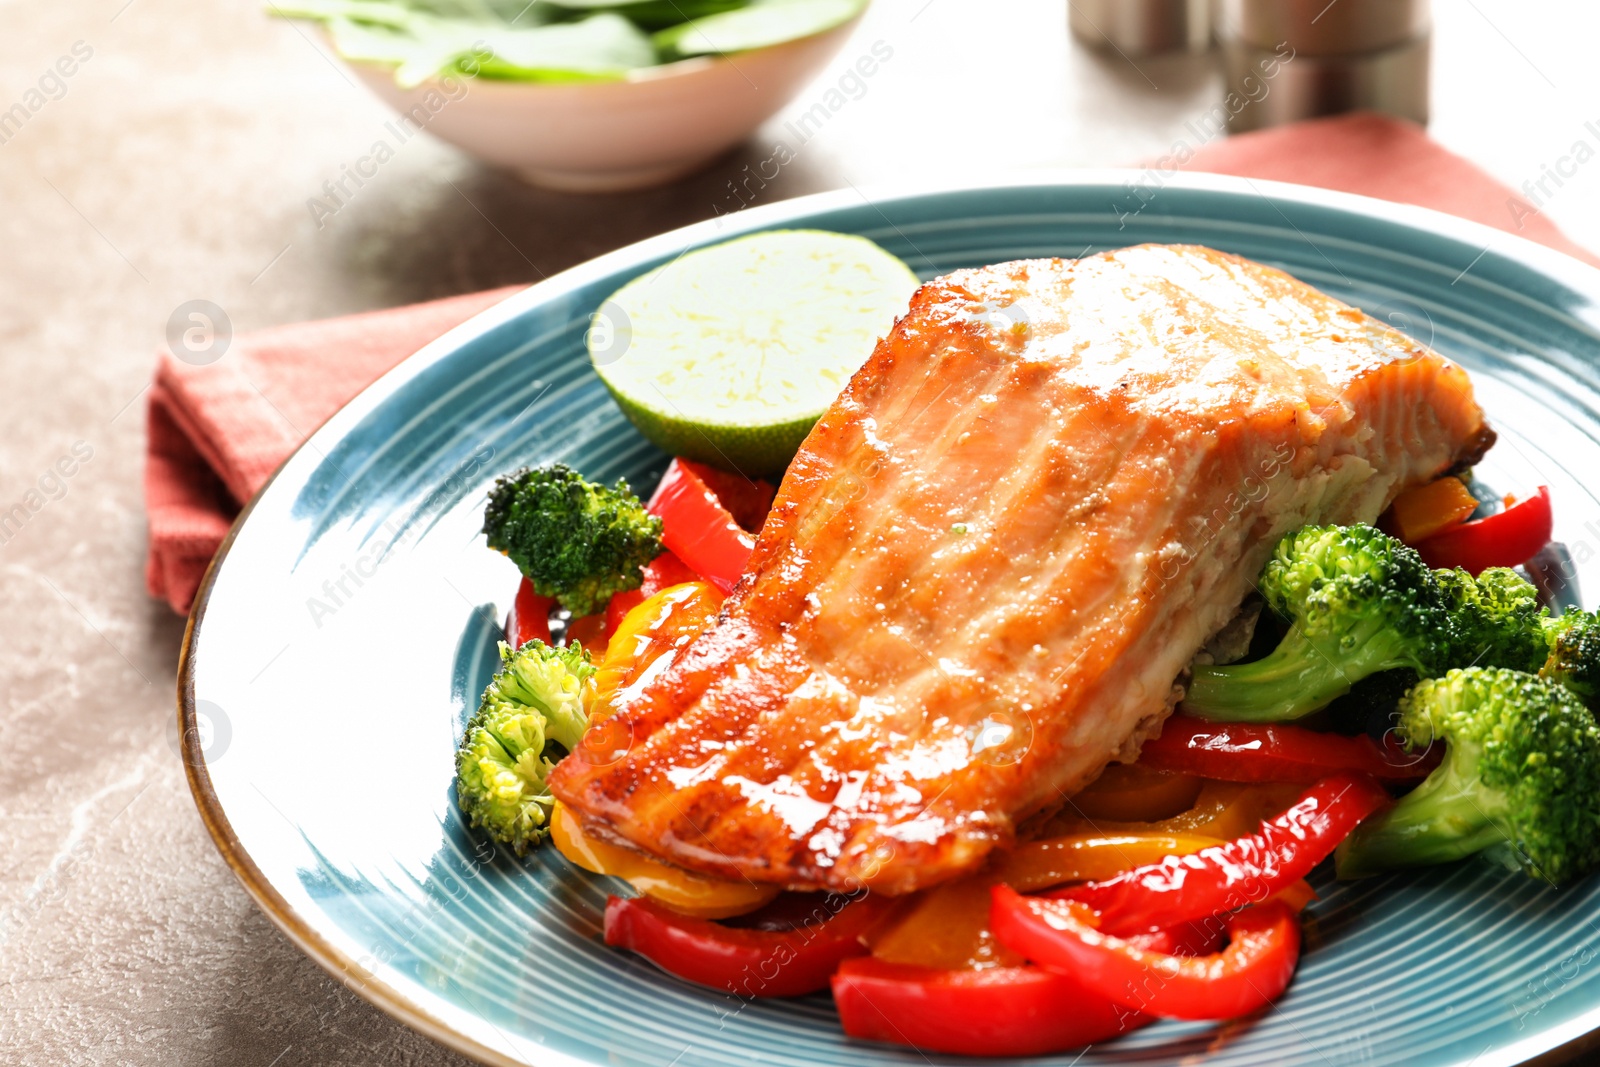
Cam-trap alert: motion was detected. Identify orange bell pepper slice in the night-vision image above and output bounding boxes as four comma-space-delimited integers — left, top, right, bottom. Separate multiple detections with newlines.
1387, 476, 1479, 543
1070, 763, 1203, 822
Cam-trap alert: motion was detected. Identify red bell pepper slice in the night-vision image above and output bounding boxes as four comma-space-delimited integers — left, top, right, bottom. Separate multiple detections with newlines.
832, 960, 1148, 1056
1138, 714, 1438, 784
991, 888, 1301, 1021
1415, 485, 1553, 575
604, 892, 884, 998
647, 460, 760, 593
831, 923, 1219, 1056
504, 578, 553, 648
1049, 773, 1391, 936
681, 462, 776, 535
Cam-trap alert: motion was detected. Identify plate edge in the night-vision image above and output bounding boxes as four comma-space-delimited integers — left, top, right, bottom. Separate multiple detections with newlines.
177, 477, 534, 1067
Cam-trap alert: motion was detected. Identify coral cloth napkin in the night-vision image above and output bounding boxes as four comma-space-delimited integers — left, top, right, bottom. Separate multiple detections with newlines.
145, 286, 520, 611
144, 112, 1600, 614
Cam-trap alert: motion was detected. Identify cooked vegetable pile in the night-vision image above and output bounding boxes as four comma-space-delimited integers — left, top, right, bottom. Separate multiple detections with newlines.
1173, 514, 1600, 888
463, 459, 757, 855
274, 0, 868, 88
453, 456, 1598, 1055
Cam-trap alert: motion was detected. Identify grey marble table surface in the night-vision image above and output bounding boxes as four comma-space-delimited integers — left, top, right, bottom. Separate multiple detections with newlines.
5, 1, 1600, 1063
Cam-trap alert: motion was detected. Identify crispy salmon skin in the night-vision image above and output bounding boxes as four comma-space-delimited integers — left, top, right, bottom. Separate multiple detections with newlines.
549, 244, 1487, 894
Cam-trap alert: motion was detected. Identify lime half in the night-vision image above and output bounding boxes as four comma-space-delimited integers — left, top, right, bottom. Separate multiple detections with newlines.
588, 229, 920, 478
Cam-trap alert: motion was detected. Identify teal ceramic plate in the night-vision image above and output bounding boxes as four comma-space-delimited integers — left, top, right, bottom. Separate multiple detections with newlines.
181, 173, 1600, 1067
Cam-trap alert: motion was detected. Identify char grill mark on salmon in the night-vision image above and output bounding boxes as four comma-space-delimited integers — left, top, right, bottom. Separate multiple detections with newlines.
548, 244, 1489, 895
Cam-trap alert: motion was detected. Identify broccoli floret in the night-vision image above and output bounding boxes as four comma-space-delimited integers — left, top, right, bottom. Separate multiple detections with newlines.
1335, 667, 1600, 884
1435, 566, 1550, 673
1542, 609, 1600, 710
1184, 528, 1570, 723
483, 463, 662, 617
455, 639, 594, 854
1183, 524, 1458, 722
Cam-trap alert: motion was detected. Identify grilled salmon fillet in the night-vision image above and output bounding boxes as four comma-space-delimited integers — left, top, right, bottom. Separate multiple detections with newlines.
549, 244, 1489, 895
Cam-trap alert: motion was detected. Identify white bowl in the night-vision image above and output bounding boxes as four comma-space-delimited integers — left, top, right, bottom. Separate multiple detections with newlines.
339, 19, 862, 193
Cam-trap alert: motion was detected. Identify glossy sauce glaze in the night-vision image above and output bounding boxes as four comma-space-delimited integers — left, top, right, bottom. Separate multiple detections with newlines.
549, 244, 1488, 895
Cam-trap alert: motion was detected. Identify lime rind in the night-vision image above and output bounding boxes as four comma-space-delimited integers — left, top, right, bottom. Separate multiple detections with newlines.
590, 229, 919, 478
606, 390, 821, 478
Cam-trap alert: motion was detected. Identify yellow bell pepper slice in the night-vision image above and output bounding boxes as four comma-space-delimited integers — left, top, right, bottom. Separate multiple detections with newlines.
551, 803, 778, 920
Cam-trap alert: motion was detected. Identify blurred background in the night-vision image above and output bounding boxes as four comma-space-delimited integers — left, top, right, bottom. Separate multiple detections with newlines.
5, 0, 1600, 1063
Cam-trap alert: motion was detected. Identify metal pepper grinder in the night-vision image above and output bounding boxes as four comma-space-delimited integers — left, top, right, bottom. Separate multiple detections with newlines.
1069, 0, 1214, 57
1218, 0, 1432, 132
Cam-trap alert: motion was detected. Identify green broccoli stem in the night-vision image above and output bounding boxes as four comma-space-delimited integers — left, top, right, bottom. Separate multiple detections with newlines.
1335, 740, 1505, 878
1183, 625, 1413, 723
